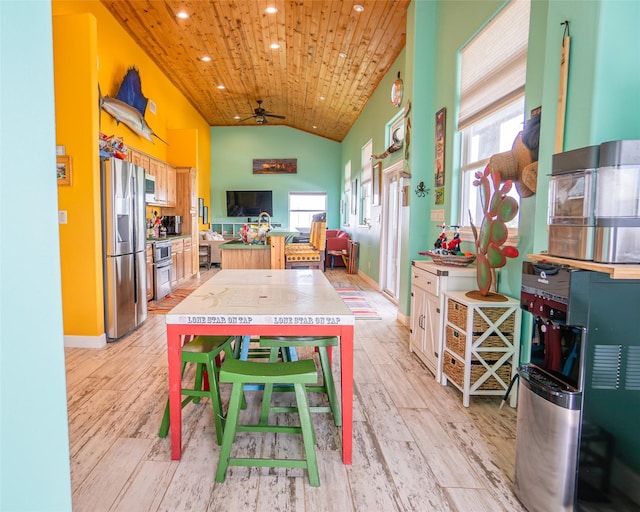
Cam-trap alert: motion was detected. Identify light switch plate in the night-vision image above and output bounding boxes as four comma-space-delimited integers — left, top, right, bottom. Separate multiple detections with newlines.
58, 211, 68, 224
56, 145, 65, 156
430, 209, 445, 222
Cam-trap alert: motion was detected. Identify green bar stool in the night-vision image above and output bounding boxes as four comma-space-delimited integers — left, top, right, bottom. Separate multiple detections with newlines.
215, 358, 320, 487
158, 335, 235, 445
259, 336, 341, 427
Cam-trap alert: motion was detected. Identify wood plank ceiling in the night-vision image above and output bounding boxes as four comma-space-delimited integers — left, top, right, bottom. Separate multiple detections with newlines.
100, 0, 410, 142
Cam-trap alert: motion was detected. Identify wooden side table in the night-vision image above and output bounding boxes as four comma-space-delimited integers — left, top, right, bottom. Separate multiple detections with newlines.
327, 249, 348, 269
442, 290, 521, 407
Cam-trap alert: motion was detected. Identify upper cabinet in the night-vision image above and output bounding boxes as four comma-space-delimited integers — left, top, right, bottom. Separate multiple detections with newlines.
129, 149, 176, 207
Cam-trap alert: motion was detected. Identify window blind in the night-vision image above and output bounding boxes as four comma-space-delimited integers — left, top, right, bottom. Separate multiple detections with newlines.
458, 0, 531, 130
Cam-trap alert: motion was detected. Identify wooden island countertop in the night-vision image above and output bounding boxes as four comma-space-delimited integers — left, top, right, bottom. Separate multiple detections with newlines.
527, 253, 640, 280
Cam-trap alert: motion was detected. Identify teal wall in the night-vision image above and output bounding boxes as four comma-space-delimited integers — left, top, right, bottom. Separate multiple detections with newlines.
0, 1, 73, 510
533, 0, 640, 251
340, 48, 408, 283
210, 126, 341, 228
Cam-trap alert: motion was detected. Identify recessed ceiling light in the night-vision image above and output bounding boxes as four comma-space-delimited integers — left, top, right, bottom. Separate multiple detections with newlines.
233, 115, 241, 120
339, 52, 347, 58
320, 96, 326, 101
312, 125, 317, 129
201, 56, 212, 62
177, 11, 189, 19
353, 5, 364, 13
265, 6, 278, 14
217, 85, 225, 90
270, 43, 280, 49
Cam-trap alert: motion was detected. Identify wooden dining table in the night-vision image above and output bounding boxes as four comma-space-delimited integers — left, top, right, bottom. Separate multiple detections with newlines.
165, 269, 355, 464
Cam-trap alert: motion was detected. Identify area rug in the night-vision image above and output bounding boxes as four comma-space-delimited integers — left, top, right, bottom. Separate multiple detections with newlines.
147, 289, 194, 314
334, 287, 381, 320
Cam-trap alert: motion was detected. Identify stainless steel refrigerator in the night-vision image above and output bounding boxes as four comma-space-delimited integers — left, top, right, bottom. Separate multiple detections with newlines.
101, 157, 147, 341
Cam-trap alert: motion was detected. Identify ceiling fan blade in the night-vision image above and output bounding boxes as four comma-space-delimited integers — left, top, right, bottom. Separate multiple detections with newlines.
238, 115, 256, 122
265, 113, 286, 119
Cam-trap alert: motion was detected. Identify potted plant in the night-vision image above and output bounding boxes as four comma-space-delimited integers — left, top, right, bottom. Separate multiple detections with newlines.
469, 166, 519, 298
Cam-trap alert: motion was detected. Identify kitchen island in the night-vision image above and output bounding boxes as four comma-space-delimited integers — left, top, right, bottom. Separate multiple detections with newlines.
219, 241, 271, 269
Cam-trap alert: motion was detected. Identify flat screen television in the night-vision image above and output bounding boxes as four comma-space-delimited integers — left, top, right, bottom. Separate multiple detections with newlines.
226, 190, 273, 217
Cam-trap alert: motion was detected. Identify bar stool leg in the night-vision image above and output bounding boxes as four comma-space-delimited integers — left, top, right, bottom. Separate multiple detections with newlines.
293, 382, 320, 486
215, 382, 246, 483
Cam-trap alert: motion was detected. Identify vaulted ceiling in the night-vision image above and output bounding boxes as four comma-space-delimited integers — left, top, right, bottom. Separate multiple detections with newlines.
101, 0, 411, 142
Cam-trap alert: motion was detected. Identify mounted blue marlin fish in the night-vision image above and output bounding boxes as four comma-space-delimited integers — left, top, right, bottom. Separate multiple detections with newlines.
99, 67, 166, 144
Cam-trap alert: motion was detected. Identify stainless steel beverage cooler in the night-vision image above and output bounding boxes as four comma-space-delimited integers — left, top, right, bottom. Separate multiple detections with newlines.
515, 261, 640, 511
594, 139, 640, 263
548, 145, 600, 260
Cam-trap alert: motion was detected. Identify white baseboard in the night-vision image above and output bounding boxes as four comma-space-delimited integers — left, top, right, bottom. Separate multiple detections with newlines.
356, 269, 378, 289
397, 310, 409, 326
64, 334, 107, 349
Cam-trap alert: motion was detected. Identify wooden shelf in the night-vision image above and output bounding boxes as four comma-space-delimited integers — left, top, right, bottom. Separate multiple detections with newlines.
527, 254, 640, 280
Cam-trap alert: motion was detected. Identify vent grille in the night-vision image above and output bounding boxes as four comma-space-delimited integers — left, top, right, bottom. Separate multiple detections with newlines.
591, 345, 621, 390
625, 346, 640, 391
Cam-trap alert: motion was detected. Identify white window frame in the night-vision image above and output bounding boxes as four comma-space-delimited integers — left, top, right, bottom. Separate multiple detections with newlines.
458, 97, 525, 244
360, 140, 373, 227
288, 192, 327, 231
457, 0, 530, 244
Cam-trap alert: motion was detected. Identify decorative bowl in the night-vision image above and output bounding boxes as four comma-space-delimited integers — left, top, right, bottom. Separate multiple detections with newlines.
420, 251, 476, 267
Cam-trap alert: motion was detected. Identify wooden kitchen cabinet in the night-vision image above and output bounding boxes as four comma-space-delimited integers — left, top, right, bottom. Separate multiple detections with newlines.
145, 244, 153, 301
150, 159, 166, 205
171, 239, 184, 288
175, 167, 199, 275
409, 261, 476, 382
183, 238, 193, 278
441, 290, 521, 407
129, 149, 150, 172
165, 165, 176, 207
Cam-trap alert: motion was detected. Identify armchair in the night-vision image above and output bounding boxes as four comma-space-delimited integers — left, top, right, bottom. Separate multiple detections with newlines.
284, 213, 327, 270
326, 229, 350, 268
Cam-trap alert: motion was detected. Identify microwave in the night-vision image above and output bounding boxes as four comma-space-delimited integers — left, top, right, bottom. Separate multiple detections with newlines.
145, 174, 156, 202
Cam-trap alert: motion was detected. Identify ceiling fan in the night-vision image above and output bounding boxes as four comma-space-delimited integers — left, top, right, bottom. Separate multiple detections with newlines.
238, 100, 285, 124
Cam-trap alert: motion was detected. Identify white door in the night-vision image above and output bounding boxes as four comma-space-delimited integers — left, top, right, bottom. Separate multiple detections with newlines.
380, 162, 404, 300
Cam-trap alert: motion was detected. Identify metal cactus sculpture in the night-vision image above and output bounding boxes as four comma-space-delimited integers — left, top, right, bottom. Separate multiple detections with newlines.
470, 166, 519, 296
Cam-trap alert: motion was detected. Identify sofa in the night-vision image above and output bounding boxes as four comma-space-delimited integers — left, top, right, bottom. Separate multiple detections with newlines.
325, 229, 350, 268
199, 230, 229, 266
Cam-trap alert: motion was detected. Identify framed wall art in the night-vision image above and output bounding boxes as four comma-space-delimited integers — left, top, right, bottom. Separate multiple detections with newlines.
57, 155, 72, 186
202, 206, 209, 225
435, 107, 446, 187
252, 158, 297, 174
198, 197, 204, 218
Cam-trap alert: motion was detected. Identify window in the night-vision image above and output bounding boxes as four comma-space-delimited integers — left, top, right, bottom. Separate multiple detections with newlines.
289, 192, 327, 230
460, 97, 525, 230
458, 0, 530, 238
360, 140, 373, 226
343, 161, 351, 225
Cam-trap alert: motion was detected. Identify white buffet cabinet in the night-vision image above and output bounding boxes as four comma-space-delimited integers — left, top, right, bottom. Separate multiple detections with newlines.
409, 261, 476, 381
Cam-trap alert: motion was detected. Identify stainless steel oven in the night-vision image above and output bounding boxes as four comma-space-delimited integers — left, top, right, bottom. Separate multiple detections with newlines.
152, 240, 172, 300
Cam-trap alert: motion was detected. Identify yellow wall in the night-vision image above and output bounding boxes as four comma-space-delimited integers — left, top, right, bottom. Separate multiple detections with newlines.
52, 1, 210, 338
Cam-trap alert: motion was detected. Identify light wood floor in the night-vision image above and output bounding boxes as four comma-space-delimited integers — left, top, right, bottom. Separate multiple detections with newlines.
65, 268, 526, 512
